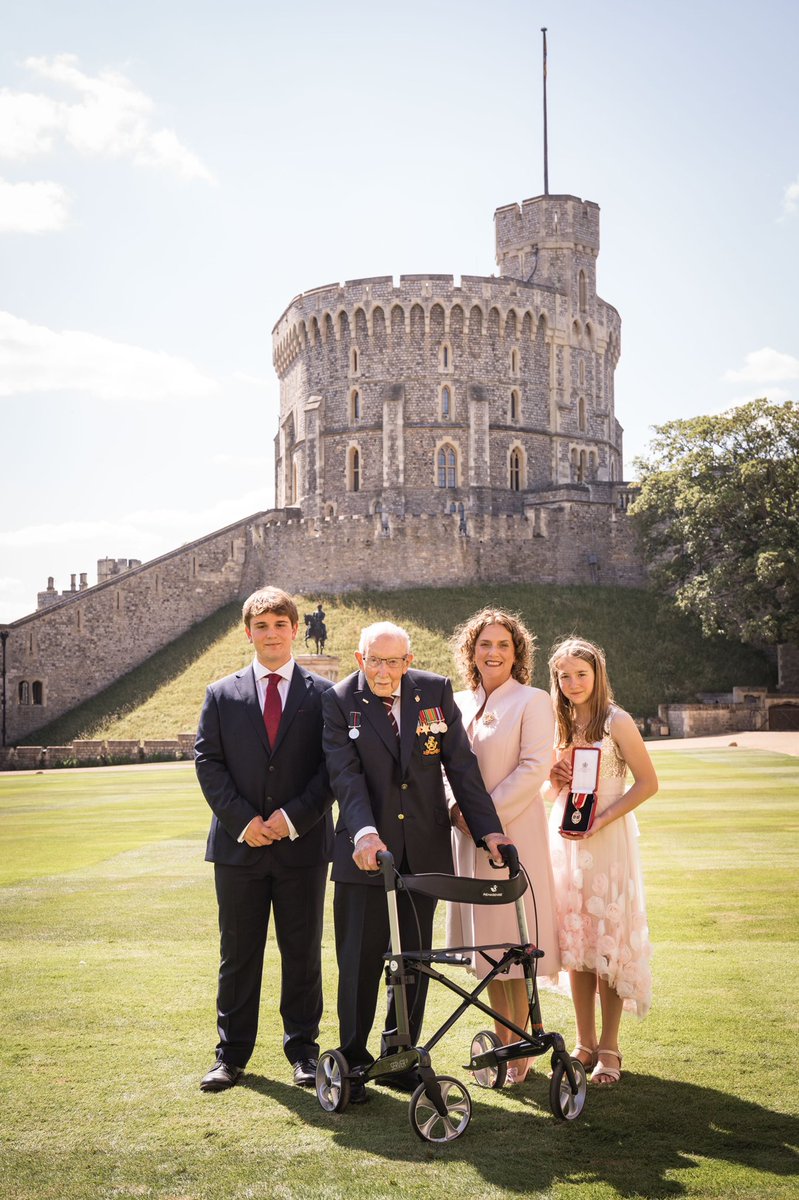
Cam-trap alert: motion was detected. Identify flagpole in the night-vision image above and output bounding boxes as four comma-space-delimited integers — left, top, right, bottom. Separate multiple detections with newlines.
541, 27, 549, 196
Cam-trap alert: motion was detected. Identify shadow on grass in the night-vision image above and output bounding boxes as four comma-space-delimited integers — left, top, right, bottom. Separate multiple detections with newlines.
242, 1071, 799, 1197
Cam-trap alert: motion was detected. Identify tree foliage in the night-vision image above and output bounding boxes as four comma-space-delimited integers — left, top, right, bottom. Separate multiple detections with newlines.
630, 398, 799, 646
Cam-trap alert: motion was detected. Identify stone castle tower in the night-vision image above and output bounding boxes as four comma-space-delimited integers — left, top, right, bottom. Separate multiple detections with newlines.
3, 192, 642, 749
272, 194, 622, 525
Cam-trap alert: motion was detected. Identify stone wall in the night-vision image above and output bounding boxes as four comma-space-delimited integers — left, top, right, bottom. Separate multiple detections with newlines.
6, 518, 250, 744
659, 694, 799, 736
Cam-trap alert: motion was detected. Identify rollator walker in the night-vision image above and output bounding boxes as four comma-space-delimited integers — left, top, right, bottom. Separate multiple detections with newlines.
315, 845, 588, 1143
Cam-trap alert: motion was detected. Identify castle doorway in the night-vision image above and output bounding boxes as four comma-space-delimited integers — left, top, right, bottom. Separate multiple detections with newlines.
768, 703, 799, 731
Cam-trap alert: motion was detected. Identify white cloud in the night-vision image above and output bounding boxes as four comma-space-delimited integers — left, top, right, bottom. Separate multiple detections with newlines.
724, 347, 799, 385
0, 54, 214, 183
0, 310, 218, 402
0, 176, 70, 232
783, 178, 799, 217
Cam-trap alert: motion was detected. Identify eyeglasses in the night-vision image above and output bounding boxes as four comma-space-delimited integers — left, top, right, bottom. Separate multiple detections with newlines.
363, 655, 408, 670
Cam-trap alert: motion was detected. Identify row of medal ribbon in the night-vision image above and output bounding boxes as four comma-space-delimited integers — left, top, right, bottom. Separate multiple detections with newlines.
346, 706, 448, 739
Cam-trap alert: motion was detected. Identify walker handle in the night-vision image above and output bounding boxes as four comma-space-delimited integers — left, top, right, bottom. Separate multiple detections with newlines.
488, 841, 519, 877
375, 849, 397, 891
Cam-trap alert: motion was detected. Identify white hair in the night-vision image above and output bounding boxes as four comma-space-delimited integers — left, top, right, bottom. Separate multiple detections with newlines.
358, 621, 412, 655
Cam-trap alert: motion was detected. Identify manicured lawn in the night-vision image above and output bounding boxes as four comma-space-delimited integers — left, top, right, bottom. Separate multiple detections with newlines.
1, 749, 797, 1199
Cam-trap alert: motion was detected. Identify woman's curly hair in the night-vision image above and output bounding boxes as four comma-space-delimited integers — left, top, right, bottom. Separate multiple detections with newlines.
450, 608, 535, 691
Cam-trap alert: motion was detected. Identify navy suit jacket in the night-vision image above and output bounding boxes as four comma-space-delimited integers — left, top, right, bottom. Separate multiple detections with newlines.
322, 667, 501, 885
196, 661, 334, 869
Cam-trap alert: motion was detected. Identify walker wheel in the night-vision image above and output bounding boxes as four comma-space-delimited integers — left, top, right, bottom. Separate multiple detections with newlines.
408, 1076, 472, 1143
469, 1029, 507, 1089
549, 1057, 587, 1121
316, 1049, 351, 1113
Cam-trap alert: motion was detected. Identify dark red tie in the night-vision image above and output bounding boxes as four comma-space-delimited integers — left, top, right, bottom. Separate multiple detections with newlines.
263, 673, 282, 747
382, 696, 400, 740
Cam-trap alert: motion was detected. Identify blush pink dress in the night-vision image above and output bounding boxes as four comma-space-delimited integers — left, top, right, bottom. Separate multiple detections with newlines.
547, 706, 652, 1018
446, 678, 561, 980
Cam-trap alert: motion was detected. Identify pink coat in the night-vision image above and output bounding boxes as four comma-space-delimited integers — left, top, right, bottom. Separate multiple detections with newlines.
446, 678, 561, 979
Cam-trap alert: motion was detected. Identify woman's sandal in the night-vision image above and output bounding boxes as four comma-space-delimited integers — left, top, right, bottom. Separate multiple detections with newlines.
506, 1061, 531, 1085
571, 1044, 598, 1072
592, 1048, 622, 1085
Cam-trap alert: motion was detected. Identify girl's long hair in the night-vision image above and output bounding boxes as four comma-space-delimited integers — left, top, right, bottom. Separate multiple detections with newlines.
548, 636, 614, 747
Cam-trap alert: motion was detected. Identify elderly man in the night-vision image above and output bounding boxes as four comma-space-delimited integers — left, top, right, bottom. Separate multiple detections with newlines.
322, 621, 511, 1100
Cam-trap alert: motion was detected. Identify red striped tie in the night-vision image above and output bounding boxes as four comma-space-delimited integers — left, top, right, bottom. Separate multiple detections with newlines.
263, 673, 282, 747
382, 696, 400, 740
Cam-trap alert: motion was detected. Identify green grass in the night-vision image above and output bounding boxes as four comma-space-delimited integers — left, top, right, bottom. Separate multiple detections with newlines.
1, 749, 798, 1199
27, 587, 774, 745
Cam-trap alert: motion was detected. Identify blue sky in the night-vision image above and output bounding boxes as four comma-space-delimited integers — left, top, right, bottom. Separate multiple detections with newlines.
1, 0, 797, 622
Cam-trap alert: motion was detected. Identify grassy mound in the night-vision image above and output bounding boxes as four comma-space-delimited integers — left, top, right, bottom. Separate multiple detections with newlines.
27, 586, 774, 744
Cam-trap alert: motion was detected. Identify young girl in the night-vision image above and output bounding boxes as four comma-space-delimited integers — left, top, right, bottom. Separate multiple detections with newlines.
546, 638, 658, 1086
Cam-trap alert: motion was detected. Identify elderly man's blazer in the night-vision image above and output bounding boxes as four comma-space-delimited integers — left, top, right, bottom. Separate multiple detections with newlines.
322, 667, 500, 884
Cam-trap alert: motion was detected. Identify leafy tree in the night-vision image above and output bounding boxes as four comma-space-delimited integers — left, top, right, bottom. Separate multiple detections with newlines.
630, 398, 799, 646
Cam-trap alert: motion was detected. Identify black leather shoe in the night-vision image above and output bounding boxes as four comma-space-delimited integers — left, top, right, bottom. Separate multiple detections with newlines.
200, 1061, 242, 1092
292, 1057, 318, 1087
349, 1081, 369, 1104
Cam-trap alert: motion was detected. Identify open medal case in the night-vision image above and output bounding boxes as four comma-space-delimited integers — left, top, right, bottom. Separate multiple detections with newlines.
559, 746, 601, 837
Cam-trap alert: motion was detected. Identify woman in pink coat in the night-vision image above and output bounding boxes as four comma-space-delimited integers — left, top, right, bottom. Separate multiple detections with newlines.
446, 608, 561, 1083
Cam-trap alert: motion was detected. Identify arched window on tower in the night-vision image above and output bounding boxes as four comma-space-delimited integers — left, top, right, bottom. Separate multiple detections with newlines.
578, 449, 587, 483
441, 385, 451, 420
510, 388, 520, 421
351, 389, 361, 422
437, 445, 457, 489
348, 447, 361, 492
579, 270, 587, 312
509, 448, 522, 491
579, 359, 585, 386
439, 342, 452, 371
510, 347, 519, 376
32, 681, 43, 705
18, 680, 30, 705
350, 346, 359, 375
578, 397, 586, 432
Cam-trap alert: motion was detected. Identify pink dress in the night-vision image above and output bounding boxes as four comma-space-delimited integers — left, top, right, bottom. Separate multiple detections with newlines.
548, 706, 652, 1018
447, 678, 561, 980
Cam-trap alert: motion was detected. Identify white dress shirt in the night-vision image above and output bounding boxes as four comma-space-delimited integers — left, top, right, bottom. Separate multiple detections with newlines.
238, 656, 299, 843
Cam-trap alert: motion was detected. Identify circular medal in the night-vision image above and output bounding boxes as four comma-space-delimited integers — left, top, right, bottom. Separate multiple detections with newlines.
348, 727, 360, 740
571, 810, 582, 825
438, 721, 448, 733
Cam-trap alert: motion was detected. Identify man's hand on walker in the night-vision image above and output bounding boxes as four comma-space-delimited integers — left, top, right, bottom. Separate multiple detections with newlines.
353, 832, 388, 871
483, 833, 514, 867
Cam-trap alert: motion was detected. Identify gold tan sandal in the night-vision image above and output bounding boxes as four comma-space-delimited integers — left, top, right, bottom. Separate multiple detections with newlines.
571, 1044, 598, 1072
592, 1048, 622, 1085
